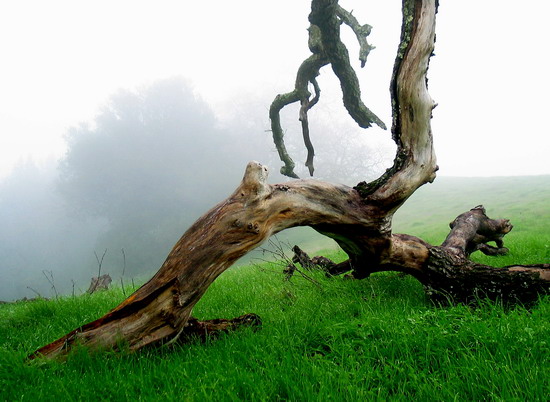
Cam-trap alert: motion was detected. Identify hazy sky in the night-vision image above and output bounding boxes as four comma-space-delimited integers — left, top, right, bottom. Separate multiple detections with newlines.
1, 0, 549, 179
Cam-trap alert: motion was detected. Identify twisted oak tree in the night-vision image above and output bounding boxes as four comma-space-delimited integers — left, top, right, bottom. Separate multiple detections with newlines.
30, 0, 549, 360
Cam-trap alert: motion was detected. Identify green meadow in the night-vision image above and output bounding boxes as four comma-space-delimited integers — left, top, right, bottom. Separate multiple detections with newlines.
1, 176, 549, 400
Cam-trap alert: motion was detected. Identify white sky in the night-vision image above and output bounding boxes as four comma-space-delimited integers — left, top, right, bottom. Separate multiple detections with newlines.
1, 0, 549, 179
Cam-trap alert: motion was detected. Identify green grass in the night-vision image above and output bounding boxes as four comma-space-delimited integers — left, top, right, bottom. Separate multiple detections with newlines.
394, 175, 550, 245
1, 176, 549, 400
1, 265, 549, 400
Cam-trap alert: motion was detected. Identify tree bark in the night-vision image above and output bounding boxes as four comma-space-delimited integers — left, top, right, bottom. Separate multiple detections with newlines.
28, 0, 549, 360
87, 274, 112, 294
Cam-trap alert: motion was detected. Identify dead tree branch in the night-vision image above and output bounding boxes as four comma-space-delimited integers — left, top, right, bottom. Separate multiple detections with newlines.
270, 2, 385, 178
309, 0, 386, 130
269, 29, 328, 178
28, 0, 549, 361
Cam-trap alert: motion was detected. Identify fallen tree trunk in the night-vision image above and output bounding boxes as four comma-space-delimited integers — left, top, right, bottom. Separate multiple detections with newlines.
28, 0, 549, 360
284, 208, 550, 305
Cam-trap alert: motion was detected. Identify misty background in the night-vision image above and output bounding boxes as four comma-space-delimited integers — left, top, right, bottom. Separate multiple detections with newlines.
0, 77, 387, 301
1, 1, 549, 300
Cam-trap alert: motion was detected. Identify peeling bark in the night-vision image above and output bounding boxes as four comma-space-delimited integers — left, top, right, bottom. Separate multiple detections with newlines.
29, 162, 390, 359
29, 165, 549, 360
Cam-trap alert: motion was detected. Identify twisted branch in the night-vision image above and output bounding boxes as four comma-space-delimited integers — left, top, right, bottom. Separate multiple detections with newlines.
269, 51, 327, 178
270, 1, 384, 178
309, 0, 386, 130
335, 6, 375, 68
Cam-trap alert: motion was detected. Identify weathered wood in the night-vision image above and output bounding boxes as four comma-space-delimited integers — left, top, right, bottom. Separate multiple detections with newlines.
28, 0, 549, 361
291, 245, 316, 270
26, 0, 442, 360
425, 248, 550, 306
282, 245, 337, 279
28, 162, 550, 359
355, 0, 438, 205
87, 274, 112, 294
29, 313, 260, 360
441, 205, 512, 256
166, 314, 261, 344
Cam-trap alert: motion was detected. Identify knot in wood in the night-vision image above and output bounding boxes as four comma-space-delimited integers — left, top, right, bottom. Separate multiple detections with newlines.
276, 184, 290, 192
160, 309, 178, 329
247, 222, 260, 234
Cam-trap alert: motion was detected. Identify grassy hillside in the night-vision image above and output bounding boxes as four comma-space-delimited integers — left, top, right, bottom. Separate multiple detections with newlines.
394, 175, 550, 241
1, 176, 549, 400
393, 175, 550, 266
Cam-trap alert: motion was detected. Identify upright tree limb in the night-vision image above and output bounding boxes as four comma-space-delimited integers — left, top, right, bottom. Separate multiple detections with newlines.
355, 0, 438, 209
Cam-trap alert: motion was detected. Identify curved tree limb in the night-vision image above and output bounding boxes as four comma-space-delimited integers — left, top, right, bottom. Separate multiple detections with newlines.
442, 205, 513, 257
269, 26, 329, 178
29, 163, 549, 360
354, 0, 438, 211
28, 162, 390, 359
28, 0, 441, 360
269, 57, 328, 178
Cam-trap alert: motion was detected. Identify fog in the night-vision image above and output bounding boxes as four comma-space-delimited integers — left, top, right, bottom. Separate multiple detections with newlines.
0, 78, 387, 301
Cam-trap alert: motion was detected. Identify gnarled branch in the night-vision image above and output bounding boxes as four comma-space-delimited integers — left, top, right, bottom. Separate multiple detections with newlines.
270, 1, 384, 178
309, 0, 386, 130
269, 54, 328, 178
336, 6, 375, 68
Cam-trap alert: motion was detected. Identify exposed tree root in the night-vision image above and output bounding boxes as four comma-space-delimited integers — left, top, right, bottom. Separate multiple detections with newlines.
167, 314, 262, 345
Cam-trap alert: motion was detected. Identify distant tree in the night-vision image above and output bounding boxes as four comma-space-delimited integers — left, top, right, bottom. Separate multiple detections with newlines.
59, 77, 269, 273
